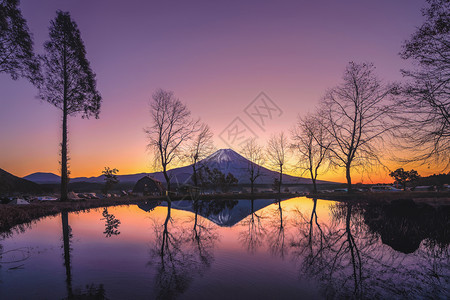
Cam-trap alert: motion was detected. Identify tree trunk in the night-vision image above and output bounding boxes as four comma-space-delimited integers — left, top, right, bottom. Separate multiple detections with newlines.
163, 166, 170, 195
192, 163, 198, 187
193, 202, 199, 231
279, 165, 282, 194
346, 165, 352, 193
61, 38, 68, 202
60, 99, 68, 201
61, 211, 73, 298
309, 168, 317, 194
161, 202, 171, 260
278, 201, 283, 228
250, 180, 254, 194
312, 178, 317, 194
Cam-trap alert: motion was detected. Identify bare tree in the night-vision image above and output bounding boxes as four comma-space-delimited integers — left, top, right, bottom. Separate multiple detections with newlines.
396, 0, 449, 169
240, 138, 265, 194
320, 62, 395, 192
266, 132, 289, 193
146, 89, 198, 193
291, 113, 331, 194
184, 123, 214, 187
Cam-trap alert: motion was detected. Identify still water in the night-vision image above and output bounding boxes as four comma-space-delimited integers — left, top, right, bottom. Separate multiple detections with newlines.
0, 197, 448, 299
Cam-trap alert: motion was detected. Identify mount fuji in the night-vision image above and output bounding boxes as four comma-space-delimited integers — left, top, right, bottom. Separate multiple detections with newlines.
23, 149, 330, 185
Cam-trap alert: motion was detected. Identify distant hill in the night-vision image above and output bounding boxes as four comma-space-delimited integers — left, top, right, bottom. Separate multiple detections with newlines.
0, 168, 42, 194
23, 149, 335, 186
23, 172, 61, 184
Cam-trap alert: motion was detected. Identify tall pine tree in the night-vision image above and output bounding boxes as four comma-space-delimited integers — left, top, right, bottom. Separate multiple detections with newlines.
38, 11, 101, 201
0, 0, 39, 81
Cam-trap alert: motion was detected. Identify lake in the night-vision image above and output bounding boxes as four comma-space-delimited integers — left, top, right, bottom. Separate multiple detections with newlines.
0, 197, 448, 299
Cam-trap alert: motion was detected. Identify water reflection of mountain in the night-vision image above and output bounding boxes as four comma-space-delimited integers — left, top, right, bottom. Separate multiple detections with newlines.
137, 201, 161, 212
155, 199, 280, 227
363, 200, 450, 254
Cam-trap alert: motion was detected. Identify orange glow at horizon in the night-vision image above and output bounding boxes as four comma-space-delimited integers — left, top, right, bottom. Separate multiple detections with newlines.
2, 139, 443, 185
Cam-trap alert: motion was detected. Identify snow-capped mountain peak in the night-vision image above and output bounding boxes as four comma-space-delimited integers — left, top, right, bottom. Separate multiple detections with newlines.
203, 149, 246, 163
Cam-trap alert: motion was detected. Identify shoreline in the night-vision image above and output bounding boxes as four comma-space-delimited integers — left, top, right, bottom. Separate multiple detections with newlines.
1, 191, 449, 234
307, 191, 450, 205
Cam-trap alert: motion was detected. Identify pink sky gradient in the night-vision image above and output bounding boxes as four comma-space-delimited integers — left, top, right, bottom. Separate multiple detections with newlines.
0, 0, 427, 182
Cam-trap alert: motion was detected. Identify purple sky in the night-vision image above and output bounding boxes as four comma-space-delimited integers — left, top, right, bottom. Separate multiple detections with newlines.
0, 0, 426, 181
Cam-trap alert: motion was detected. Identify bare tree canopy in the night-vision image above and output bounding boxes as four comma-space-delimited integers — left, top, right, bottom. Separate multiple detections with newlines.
38, 11, 101, 201
291, 113, 331, 194
184, 123, 214, 187
0, 0, 39, 81
266, 132, 289, 193
146, 89, 199, 192
398, 0, 450, 169
320, 62, 395, 192
241, 138, 265, 194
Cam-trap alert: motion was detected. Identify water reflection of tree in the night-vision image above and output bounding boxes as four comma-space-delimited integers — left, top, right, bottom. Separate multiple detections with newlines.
61, 211, 107, 300
291, 200, 450, 299
291, 201, 373, 298
290, 199, 333, 291
239, 199, 266, 254
362, 201, 450, 298
191, 200, 218, 268
266, 200, 287, 258
101, 208, 121, 238
328, 203, 365, 298
61, 211, 74, 299
149, 199, 218, 299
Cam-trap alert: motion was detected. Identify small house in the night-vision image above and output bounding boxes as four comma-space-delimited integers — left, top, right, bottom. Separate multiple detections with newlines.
132, 176, 165, 196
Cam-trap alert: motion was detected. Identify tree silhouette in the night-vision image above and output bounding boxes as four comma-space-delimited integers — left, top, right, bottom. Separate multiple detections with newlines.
102, 167, 119, 195
38, 11, 101, 201
389, 168, 420, 190
320, 62, 395, 192
146, 89, 198, 194
241, 138, 265, 194
184, 123, 214, 187
101, 208, 121, 238
0, 0, 39, 82
198, 167, 238, 193
397, 0, 449, 169
266, 132, 289, 193
291, 113, 331, 194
